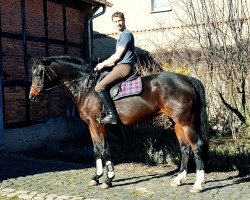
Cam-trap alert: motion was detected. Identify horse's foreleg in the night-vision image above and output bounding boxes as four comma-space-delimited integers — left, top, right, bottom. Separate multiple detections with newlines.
100, 134, 115, 189
89, 159, 115, 189
88, 153, 104, 186
190, 139, 205, 193
88, 122, 115, 189
89, 158, 115, 188
87, 121, 106, 186
100, 160, 115, 189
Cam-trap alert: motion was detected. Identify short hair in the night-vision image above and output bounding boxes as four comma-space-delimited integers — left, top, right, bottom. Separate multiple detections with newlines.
111, 11, 125, 21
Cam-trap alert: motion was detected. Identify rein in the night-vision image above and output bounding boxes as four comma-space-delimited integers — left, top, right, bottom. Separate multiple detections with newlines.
43, 69, 98, 92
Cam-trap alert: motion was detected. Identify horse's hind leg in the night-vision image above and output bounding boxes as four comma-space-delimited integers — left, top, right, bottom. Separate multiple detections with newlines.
190, 139, 205, 193
170, 124, 190, 187
182, 124, 205, 193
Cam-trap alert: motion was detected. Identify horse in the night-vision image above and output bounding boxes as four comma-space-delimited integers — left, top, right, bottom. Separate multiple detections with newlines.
29, 56, 209, 193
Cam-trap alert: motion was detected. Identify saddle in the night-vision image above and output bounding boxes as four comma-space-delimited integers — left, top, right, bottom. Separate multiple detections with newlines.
97, 69, 143, 101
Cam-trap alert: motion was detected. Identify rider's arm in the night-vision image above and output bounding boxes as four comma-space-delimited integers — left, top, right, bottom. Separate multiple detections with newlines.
104, 46, 126, 66
95, 46, 126, 71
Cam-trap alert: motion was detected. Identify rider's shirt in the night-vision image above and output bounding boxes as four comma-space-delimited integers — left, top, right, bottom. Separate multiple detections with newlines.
116, 29, 135, 65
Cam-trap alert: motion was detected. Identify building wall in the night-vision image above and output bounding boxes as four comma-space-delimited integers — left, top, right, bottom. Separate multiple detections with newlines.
93, 0, 180, 59
0, 0, 89, 127
93, 0, 250, 60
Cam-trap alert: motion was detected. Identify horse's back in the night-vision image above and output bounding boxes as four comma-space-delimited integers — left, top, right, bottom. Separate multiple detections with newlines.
143, 72, 197, 97
115, 72, 200, 125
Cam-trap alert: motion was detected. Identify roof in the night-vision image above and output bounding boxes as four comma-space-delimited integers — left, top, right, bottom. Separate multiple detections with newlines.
81, 0, 113, 7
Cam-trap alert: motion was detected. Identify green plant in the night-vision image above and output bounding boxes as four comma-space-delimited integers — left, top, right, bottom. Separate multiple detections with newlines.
209, 137, 250, 176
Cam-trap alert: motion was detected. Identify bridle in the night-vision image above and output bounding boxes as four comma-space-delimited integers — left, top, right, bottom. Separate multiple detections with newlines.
31, 65, 99, 94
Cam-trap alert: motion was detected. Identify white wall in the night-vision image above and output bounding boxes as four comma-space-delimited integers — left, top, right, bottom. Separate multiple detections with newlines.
94, 0, 177, 33
93, 0, 250, 60
93, 0, 179, 60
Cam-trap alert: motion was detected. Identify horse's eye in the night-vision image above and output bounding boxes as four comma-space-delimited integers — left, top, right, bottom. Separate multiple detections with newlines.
34, 69, 43, 77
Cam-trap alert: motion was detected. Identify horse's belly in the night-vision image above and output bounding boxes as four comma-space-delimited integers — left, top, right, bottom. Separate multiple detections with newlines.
117, 103, 160, 125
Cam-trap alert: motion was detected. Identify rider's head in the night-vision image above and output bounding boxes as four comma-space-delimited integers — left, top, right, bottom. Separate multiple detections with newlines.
112, 11, 126, 32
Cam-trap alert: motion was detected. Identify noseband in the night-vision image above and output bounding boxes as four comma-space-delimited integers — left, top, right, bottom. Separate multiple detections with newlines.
30, 65, 54, 95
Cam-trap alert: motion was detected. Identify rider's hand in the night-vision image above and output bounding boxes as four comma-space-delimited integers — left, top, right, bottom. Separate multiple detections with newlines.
94, 62, 105, 71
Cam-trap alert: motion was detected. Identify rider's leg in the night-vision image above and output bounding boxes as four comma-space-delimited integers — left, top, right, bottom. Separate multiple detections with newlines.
96, 90, 117, 124
95, 64, 132, 124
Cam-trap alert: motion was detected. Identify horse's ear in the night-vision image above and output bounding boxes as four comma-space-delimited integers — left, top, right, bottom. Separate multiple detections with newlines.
31, 56, 43, 64
30, 58, 41, 67
31, 57, 37, 62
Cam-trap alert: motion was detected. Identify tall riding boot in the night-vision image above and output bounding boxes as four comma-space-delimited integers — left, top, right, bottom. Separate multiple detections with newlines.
96, 90, 117, 125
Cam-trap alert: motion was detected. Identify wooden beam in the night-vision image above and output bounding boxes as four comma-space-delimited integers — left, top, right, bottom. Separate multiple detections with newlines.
21, 0, 30, 123
43, 0, 49, 57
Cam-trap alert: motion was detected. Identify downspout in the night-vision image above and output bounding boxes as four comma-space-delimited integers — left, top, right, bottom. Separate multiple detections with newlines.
0, 6, 4, 146
87, 5, 106, 65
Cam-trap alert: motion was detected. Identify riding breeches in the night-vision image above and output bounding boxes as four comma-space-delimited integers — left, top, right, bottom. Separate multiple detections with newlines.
95, 64, 132, 92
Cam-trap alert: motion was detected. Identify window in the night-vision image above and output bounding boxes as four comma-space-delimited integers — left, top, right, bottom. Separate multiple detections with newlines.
151, 0, 172, 13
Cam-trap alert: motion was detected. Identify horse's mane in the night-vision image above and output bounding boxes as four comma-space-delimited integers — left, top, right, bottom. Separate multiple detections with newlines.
43, 56, 93, 73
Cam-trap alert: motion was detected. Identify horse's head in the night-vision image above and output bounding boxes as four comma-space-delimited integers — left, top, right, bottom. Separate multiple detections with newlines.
30, 56, 96, 102
29, 58, 55, 102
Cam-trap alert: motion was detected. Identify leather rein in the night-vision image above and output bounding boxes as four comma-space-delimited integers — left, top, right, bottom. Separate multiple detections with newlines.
31, 65, 98, 93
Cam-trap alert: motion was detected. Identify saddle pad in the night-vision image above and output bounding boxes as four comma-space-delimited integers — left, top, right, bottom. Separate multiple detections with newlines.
113, 76, 142, 100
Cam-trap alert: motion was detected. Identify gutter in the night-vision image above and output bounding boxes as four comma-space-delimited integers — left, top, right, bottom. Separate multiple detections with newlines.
87, 5, 106, 65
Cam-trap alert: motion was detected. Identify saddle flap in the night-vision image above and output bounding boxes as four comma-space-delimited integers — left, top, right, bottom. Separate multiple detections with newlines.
96, 69, 142, 101
111, 76, 142, 100
110, 84, 121, 98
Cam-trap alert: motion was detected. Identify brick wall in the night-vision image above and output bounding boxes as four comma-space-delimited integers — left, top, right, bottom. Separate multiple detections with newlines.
0, 0, 89, 126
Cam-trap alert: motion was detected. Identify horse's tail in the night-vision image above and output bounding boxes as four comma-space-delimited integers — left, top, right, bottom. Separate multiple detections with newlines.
189, 77, 210, 166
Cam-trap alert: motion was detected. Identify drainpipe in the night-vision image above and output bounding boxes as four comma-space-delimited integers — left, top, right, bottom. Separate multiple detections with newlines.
0, 7, 4, 146
87, 5, 106, 65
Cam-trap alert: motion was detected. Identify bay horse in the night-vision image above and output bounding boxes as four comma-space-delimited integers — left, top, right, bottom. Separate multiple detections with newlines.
29, 56, 209, 193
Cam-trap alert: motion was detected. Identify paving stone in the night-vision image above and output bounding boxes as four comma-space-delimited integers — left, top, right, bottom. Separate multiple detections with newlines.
0, 153, 249, 200
17, 193, 36, 200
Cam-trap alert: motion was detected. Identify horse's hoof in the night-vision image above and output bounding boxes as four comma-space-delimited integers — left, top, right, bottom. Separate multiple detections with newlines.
170, 179, 181, 187
100, 182, 111, 189
190, 186, 202, 193
88, 179, 99, 186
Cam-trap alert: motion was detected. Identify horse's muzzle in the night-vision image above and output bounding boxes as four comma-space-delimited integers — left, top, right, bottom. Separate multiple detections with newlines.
29, 87, 46, 102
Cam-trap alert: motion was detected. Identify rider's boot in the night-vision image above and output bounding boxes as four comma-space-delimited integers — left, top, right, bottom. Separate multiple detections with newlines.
96, 90, 117, 125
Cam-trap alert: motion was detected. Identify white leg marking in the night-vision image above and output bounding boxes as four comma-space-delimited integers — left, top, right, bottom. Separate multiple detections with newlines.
170, 170, 187, 187
96, 159, 103, 176
106, 161, 115, 179
191, 170, 205, 193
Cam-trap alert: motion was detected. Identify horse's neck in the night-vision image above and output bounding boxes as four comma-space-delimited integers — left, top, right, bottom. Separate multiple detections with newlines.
52, 65, 88, 103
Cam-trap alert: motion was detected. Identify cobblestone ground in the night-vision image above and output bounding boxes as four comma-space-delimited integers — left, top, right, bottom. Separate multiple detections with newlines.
0, 152, 249, 200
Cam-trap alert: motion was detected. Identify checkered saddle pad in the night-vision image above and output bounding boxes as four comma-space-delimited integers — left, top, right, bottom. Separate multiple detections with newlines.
110, 76, 143, 101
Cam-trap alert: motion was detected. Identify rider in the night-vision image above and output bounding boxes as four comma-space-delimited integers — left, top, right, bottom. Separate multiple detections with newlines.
94, 11, 135, 125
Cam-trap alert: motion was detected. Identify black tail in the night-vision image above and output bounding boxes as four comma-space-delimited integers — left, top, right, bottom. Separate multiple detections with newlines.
189, 77, 210, 166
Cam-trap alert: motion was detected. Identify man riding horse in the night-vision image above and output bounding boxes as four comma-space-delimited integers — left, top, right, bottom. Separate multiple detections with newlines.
94, 11, 135, 125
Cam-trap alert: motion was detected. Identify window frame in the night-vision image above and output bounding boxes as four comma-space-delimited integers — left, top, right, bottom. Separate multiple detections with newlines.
151, 0, 172, 13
